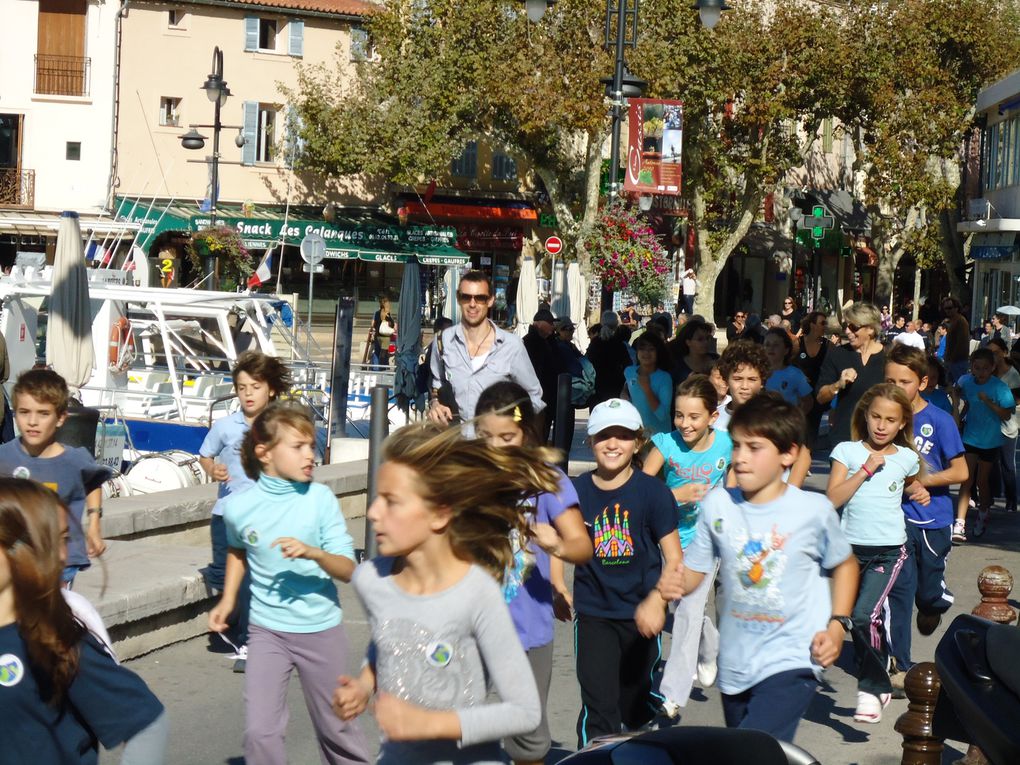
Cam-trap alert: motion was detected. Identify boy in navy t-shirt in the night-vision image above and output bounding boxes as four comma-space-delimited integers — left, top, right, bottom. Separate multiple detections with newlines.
884, 346, 968, 680
571, 398, 681, 747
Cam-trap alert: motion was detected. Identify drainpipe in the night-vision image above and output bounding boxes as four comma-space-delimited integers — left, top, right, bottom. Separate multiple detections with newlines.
105, 0, 129, 212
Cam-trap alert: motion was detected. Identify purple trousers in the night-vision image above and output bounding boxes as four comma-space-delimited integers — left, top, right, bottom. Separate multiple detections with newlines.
245, 623, 370, 765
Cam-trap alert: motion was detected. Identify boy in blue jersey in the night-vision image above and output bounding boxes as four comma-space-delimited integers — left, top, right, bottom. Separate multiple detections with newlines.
884, 346, 969, 685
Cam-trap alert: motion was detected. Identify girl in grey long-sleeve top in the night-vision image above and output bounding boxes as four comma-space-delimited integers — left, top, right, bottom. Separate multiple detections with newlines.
332, 422, 565, 764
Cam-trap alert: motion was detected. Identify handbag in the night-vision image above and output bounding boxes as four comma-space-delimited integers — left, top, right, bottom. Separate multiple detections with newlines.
377, 318, 394, 337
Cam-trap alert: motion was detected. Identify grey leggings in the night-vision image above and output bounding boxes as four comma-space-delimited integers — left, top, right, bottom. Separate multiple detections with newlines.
120, 711, 169, 765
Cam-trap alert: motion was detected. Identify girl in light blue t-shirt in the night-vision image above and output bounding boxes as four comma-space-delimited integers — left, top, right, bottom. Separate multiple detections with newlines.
643, 374, 732, 720
826, 383, 926, 725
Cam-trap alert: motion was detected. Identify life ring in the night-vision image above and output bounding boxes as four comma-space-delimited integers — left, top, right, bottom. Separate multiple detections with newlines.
108, 317, 136, 373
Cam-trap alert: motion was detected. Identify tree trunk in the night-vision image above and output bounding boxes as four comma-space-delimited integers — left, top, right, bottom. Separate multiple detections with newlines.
939, 203, 969, 303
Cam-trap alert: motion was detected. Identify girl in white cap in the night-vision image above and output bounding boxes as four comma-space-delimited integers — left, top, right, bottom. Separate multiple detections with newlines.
568, 398, 682, 747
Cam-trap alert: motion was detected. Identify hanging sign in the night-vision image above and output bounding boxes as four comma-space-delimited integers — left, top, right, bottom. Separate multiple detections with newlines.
624, 99, 683, 196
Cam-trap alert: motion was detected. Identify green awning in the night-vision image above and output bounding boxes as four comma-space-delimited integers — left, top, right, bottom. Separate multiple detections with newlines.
113, 197, 469, 265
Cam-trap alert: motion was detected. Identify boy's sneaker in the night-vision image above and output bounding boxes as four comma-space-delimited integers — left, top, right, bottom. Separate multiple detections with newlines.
951, 519, 967, 544
973, 510, 990, 538
697, 659, 718, 688
853, 691, 891, 723
889, 670, 907, 700
916, 609, 942, 636
229, 645, 247, 673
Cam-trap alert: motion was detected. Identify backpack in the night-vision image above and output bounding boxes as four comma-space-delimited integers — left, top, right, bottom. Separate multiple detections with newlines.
571, 356, 597, 407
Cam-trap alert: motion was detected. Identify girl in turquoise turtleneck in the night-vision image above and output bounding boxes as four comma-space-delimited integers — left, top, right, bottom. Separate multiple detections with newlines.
208, 404, 369, 765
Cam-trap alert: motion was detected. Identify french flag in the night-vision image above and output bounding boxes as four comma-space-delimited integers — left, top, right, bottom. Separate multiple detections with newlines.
248, 249, 273, 289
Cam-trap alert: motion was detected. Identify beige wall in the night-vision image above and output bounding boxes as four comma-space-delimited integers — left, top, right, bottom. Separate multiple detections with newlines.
116, 1, 383, 207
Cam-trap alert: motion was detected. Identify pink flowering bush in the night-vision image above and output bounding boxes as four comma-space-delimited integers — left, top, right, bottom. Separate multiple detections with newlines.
583, 201, 670, 306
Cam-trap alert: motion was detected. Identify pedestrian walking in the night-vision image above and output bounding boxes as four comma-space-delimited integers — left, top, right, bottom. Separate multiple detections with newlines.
570, 399, 682, 747
475, 382, 593, 765
667, 318, 715, 385
794, 311, 831, 447
642, 375, 732, 722
0, 478, 169, 763
780, 296, 804, 331
369, 296, 396, 368
763, 328, 813, 412
826, 384, 925, 724
332, 422, 562, 765
941, 297, 971, 383
585, 312, 633, 408
883, 346, 967, 687
623, 332, 674, 435
208, 405, 369, 765
681, 269, 699, 315
989, 338, 1020, 514
658, 394, 858, 742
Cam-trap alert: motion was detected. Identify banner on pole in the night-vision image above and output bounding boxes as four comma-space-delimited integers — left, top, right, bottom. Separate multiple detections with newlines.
624, 99, 683, 195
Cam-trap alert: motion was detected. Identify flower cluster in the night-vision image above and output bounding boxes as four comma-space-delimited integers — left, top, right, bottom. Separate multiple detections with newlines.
583, 201, 670, 306
186, 227, 254, 289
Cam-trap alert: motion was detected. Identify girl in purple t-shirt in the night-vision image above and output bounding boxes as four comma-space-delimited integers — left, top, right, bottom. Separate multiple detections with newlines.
475, 382, 593, 765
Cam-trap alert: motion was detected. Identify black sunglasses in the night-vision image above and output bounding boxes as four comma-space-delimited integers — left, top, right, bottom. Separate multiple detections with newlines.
843, 322, 862, 333
457, 292, 491, 304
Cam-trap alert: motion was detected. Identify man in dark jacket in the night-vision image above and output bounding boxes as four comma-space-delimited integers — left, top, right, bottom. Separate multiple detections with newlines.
523, 308, 564, 440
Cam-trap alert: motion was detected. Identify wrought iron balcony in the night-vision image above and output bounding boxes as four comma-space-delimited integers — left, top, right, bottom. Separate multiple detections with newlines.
0, 169, 36, 208
34, 54, 91, 97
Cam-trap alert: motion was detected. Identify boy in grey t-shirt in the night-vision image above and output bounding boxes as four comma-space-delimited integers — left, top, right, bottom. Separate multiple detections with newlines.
661, 393, 858, 742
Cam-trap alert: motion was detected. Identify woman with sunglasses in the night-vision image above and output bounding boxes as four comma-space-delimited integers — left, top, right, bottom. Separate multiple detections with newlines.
781, 296, 804, 333
725, 311, 746, 342
815, 303, 888, 445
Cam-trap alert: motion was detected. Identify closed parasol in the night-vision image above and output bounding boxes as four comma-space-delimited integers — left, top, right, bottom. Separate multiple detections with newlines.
394, 258, 423, 413
47, 211, 96, 390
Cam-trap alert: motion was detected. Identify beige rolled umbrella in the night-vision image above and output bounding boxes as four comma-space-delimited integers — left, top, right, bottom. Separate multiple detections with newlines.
515, 256, 538, 338
47, 211, 96, 390
567, 262, 589, 352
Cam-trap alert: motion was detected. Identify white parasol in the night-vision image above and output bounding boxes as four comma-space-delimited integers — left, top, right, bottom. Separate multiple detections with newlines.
515, 256, 539, 338
567, 262, 589, 352
47, 211, 95, 390
442, 266, 461, 324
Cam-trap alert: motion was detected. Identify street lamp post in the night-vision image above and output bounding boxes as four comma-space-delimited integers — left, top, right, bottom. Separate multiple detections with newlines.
602, 0, 644, 202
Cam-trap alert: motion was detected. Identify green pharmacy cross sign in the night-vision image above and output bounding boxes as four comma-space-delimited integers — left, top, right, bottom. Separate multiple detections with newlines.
800, 205, 835, 241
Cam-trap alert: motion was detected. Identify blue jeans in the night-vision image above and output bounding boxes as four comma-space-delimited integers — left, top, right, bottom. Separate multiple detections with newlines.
206, 514, 250, 645
851, 544, 907, 695
721, 668, 818, 742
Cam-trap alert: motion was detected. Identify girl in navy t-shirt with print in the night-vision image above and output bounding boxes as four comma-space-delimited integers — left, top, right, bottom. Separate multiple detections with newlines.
570, 399, 681, 748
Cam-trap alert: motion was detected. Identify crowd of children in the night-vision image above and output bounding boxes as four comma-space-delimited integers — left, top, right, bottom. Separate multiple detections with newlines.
2, 296, 1015, 763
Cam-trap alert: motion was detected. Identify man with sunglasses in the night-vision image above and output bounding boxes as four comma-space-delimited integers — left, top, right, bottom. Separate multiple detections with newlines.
427, 270, 544, 426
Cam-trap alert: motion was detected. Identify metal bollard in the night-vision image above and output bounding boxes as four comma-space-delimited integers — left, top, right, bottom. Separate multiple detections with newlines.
552, 372, 573, 471
363, 384, 389, 560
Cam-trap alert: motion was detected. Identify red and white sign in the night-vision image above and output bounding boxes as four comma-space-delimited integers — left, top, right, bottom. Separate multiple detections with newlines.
544, 236, 563, 255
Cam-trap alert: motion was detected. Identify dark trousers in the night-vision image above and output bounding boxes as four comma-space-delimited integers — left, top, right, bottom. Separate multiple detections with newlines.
850, 544, 907, 695
995, 435, 1018, 510
207, 514, 251, 645
721, 668, 818, 743
683, 295, 695, 315
575, 614, 660, 748
887, 525, 954, 670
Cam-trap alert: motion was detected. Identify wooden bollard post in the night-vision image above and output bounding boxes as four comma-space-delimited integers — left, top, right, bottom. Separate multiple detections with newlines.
895, 662, 943, 765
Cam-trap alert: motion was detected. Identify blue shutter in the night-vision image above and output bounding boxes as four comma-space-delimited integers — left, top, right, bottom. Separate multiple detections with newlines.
350, 27, 368, 61
451, 141, 478, 178
492, 153, 517, 181
244, 16, 259, 51
288, 19, 304, 57
242, 101, 258, 166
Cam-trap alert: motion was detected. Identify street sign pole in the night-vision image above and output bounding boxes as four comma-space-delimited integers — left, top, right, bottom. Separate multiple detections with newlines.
300, 233, 327, 376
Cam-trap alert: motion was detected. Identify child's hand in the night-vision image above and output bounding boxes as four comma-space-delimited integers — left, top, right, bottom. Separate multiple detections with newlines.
905, 481, 931, 506
657, 560, 686, 602
272, 537, 319, 560
810, 624, 845, 667
332, 675, 371, 721
532, 523, 562, 557
211, 463, 230, 482
208, 601, 232, 633
86, 528, 107, 557
552, 586, 573, 622
373, 692, 432, 741
863, 453, 885, 475
634, 593, 667, 638
673, 484, 709, 504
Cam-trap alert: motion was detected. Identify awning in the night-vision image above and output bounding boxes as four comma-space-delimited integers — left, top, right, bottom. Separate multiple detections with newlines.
397, 195, 537, 222
113, 197, 469, 265
0, 210, 141, 238
970, 231, 1018, 260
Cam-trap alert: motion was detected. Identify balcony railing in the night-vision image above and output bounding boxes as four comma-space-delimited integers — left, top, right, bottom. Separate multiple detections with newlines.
35, 54, 90, 97
0, 169, 36, 208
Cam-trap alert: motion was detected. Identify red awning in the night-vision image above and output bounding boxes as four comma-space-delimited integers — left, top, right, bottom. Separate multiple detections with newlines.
398, 199, 537, 222
852, 239, 878, 267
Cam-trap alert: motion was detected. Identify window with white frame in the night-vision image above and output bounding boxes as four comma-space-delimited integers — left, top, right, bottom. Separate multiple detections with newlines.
167, 8, 186, 28
159, 96, 181, 127
256, 104, 277, 163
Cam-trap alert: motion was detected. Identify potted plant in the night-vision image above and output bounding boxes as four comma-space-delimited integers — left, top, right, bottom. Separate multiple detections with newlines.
186, 227, 253, 289
583, 201, 670, 306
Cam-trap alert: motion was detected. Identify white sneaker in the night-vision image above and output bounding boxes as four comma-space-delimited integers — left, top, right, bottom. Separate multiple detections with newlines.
227, 644, 248, 662
697, 659, 718, 688
951, 519, 966, 544
853, 691, 891, 723
660, 699, 682, 720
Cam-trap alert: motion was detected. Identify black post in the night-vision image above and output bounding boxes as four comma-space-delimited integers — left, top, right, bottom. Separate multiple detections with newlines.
606, 0, 628, 202
205, 47, 223, 289
552, 372, 573, 471
364, 384, 389, 559
325, 297, 355, 452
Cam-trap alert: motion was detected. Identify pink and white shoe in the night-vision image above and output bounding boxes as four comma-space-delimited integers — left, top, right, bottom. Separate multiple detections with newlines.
854, 691, 891, 723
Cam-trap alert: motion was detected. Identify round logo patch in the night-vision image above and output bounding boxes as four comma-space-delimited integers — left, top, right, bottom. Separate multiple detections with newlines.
12, 466, 30, 480
425, 640, 453, 668
713, 518, 724, 533
920, 424, 934, 438
244, 527, 260, 545
0, 654, 24, 687
889, 482, 899, 493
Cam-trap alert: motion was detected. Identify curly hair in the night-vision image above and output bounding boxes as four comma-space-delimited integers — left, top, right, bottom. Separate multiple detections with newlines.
717, 340, 770, 383
381, 422, 562, 581
232, 351, 293, 398
0, 478, 85, 704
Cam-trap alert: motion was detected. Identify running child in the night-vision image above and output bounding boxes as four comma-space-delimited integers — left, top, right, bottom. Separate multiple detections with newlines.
332, 422, 558, 764
0, 477, 168, 763
199, 351, 291, 670
884, 345, 967, 681
826, 383, 926, 724
0, 369, 110, 587
570, 398, 682, 747
475, 381, 593, 765
642, 374, 732, 720
952, 347, 1016, 540
659, 393, 858, 742
763, 328, 813, 413
208, 404, 368, 765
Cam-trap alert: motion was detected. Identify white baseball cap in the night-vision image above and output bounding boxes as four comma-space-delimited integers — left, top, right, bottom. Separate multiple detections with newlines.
587, 398, 643, 436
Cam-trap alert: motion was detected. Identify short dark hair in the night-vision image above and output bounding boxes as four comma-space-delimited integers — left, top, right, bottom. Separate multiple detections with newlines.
13, 369, 69, 414
970, 347, 995, 366
232, 351, 293, 397
459, 269, 492, 292
764, 327, 794, 364
988, 337, 1009, 354
886, 344, 928, 382
632, 331, 671, 371
718, 340, 770, 382
728, 391, 805, 452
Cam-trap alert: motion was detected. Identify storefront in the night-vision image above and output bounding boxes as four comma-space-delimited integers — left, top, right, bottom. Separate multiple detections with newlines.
969, 231, 1020, 322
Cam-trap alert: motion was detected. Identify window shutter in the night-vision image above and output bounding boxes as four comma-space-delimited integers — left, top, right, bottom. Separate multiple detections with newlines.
288, 19, 304, 57
492, 153, 517, 181
244, 16, 259, 51
242, 101, 258, 166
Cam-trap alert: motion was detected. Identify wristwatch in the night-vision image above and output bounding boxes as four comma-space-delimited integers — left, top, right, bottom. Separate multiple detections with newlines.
86, 506, 103, 519
829, 615, 853, 632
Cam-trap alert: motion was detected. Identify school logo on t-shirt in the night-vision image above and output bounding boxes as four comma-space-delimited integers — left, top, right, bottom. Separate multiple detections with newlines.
715, 457, 726, 471
888, 481, 899, 493
243, 527, 260, 545
0, 654, 23, 687
920, 423, 934, 438
593, 504, 634, 564
12, 466, 29, 480
425, 640, 453, 668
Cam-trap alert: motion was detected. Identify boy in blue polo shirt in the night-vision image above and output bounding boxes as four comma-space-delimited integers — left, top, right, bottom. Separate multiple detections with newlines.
884, 345, 968, 685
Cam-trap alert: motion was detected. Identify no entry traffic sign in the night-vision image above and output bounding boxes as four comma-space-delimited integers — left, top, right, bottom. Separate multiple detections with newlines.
545, 236, 563, 255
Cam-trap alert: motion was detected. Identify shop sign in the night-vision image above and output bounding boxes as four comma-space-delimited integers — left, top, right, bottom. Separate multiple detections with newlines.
625, 99, 683, 195
456, 223, 524, 251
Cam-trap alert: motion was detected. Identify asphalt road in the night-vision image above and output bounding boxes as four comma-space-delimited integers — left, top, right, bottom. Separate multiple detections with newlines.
115, 460, 1020, 765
